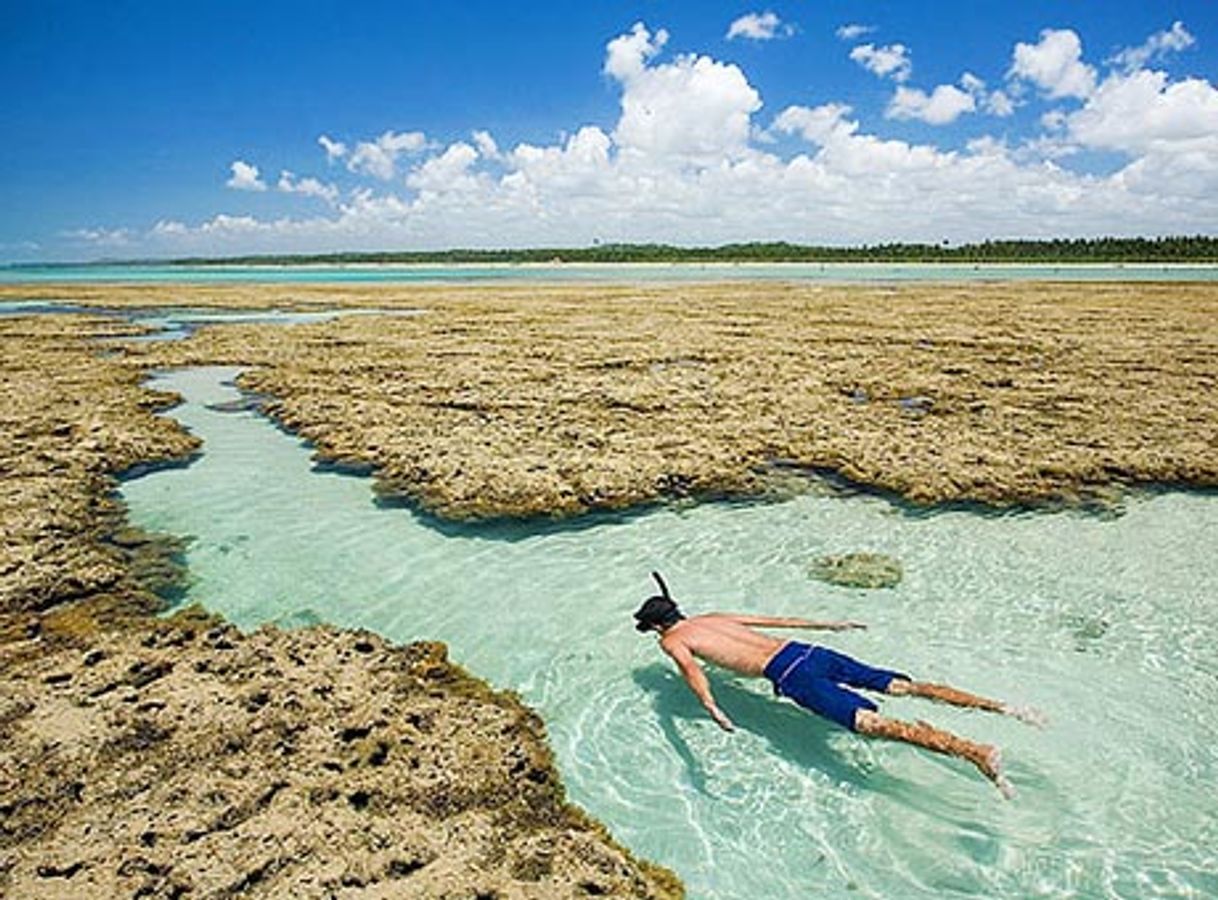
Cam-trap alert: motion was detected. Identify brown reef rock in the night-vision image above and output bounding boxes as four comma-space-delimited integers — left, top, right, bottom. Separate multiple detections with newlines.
77, 280, 1218, 520
0, 610, 680, 898
808, 553, 903, 589
0, 315, 198, 637
4, 277, 1218, 897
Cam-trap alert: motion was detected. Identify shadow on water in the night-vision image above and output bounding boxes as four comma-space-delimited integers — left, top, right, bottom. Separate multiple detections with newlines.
632, 661, 1036, 835
1137, 480, 1218, 503
115, 452, 204, 482
793, 465, 1116, 522
374, 492, 668, 542
631, 664, 897, 797
370, 477, 919, 543
363, 472, 1167, 540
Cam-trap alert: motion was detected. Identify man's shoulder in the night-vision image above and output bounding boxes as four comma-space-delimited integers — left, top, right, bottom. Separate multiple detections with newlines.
685, 612, 727, 625
670, 615, 719, 635
660, 616, 723, 651
659, 622, 697, 651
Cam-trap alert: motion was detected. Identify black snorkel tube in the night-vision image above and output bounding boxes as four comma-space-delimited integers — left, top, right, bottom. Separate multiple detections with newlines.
634, 570, 684, 633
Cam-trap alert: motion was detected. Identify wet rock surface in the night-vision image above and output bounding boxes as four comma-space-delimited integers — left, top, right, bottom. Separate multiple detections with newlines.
809, 553, 904, 589
0, 315, 199, 637
0, 610, 680, 898
46, 280, 1215, 519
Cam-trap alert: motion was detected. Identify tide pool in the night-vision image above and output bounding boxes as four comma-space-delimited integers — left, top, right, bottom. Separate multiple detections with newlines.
0, 302, 424, 341
120, 367, 1218, 899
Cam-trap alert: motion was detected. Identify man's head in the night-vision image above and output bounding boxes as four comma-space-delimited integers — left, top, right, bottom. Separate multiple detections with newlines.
634, 571, 685, 633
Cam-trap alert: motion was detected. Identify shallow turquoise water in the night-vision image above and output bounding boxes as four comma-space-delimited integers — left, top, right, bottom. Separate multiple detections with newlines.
120, 367, 1218, 899
0, 303, 424, 343
5, 261, 1218, 284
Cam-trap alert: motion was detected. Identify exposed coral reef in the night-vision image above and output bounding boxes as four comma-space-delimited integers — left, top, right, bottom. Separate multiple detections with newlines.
0, 315, 198, 636
0, 610, 680, 898
56, 280, 1218, 519
4, 277, 1217, 898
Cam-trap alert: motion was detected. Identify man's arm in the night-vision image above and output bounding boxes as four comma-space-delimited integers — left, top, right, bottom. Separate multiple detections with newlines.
662, 642, 735, 732
709, 612, 866, 631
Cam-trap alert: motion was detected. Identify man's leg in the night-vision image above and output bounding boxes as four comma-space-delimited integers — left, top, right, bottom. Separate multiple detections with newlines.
887, 677, 1046, 726
887, 677, 1003, 710
809, 648, 1043, 727
855, 709, 1014, 798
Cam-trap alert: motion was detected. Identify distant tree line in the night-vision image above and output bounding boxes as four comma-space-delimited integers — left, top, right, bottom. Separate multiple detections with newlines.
170, 235, 1218, 266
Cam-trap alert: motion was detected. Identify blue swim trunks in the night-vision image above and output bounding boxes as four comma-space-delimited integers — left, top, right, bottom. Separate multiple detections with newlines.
763, 642, 908, 731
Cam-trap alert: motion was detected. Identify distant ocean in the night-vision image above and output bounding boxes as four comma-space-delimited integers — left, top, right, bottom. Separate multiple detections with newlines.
2, 261, 1217, 284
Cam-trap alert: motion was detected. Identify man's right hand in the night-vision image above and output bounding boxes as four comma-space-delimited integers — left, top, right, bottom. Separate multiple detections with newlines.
828, 620, 867, 631
710, 705, 736, 732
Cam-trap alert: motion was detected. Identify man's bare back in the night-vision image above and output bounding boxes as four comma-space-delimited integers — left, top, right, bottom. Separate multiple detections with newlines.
660, 615, 792, 677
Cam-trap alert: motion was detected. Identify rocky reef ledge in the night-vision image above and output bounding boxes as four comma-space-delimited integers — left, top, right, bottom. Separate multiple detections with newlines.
0, 314, 199, 637
0, 314, 681, 897
0, 610, 680, 897
93, 280, 1218, 519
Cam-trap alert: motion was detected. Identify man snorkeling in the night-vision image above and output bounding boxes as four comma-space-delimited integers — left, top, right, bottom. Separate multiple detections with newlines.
634, 572, 1043, 797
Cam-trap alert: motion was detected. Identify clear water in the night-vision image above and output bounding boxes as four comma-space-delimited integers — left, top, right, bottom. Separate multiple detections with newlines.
0, 299, 97, 315
0, 302, 423, 341
4, 262, 1218, 284
120, 367, 1218, 899
115, 307, 424, 342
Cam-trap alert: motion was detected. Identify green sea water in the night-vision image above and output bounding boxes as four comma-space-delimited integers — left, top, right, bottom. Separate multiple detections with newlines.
5, 261, 1218, 284
120, 367, 1218, 899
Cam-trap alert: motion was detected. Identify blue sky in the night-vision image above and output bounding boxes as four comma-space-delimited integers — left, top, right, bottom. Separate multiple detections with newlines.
2, 1, 1217, 261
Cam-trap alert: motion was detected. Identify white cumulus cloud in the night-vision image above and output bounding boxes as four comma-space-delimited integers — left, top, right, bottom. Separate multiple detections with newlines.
506, 126, 614, 201
152, 220, 189, 237
406, 142, 481, 193
836, 24, 873, 42
961, 73, 1015, 117
318, 134, 347, 161
99, 21, 1218, 259
1109, 21, 1195, 73
726, 11, 789, 41
226, 160, 267, 191
62, 226, 134, 246
985, 89, 1015, 117
1068, 69, 1218, 155
607, 22, 761, 164
277, 171, 340, 204
604, 21, 668, 82
772, 103, 857, 144
850, 43, 912, 82
1009, 29, 1096, 100
347, 130, 428, 180
472, 130, 500, 160
887, 84, 976, 125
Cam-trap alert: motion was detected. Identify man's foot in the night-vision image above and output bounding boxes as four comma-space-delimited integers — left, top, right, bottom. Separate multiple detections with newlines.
975, 744, 1015, 799
1001, 704, 1048, 728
